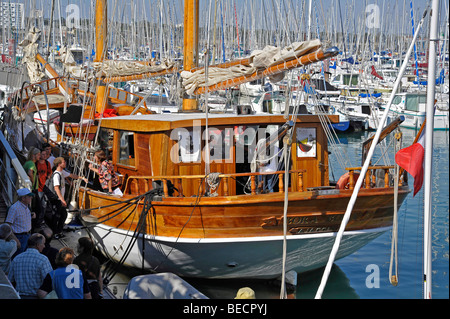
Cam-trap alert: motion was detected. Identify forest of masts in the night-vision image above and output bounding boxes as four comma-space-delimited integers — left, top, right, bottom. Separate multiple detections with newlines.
2, 0, 447, 65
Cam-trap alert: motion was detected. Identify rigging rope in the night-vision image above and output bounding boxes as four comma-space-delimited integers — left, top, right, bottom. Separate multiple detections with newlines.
389, 130, 402, 286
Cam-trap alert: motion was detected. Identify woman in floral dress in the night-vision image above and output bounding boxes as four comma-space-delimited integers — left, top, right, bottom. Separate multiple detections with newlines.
89, 150, 119, 194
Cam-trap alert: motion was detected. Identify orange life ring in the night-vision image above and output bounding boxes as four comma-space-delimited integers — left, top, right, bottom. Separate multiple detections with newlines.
336, 172, 360, 189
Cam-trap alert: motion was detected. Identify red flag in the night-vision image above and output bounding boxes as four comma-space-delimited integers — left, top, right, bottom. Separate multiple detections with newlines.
395, 131, 425, 196
371, 65, 384, 80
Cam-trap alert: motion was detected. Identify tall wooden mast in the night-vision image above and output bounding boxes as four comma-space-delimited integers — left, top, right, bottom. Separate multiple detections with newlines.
95, 0, 108, 113
182, 0, 199, 112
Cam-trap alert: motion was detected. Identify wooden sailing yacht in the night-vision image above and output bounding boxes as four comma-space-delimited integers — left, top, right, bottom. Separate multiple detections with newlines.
1, 0, 411, 279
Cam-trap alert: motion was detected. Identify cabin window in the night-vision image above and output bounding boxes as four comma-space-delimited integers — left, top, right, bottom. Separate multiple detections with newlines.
296, 127, 316, 157
118, 131, 135, 167
405, 95, 419, 112
361, 105, 371, 115
176, 128, 201, 163
392, 96, 402, 105
418, 95, 427, 104
207, 128, 233, 162
343, 74, 358, 86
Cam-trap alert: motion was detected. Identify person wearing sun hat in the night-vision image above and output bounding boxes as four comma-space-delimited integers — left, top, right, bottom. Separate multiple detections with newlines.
234, 287, 256, 299
5, 188, 36, 257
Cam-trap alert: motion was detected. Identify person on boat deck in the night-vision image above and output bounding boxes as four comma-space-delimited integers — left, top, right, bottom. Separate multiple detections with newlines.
0, 223, 20, 275
48, 157, 87, 239
5, 188, 36, 257
73, 237, 103, 299
8, 233, 52, 299
36, 144, 52, 230
37, 247, 92, 299
89, 150, 119, 194
254, 134, 281, 193
23, 147, 42, 227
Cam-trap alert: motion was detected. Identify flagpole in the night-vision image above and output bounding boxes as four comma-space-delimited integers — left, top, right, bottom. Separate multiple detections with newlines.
423, 0, 439, 300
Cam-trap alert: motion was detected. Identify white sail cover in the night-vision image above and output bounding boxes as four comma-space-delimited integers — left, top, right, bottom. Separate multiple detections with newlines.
93, 59, 175, 78
181, 39, 321, 95
19, 27, 45, 83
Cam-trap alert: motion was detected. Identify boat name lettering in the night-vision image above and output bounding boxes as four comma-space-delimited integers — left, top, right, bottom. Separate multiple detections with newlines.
289, 226, 334, 234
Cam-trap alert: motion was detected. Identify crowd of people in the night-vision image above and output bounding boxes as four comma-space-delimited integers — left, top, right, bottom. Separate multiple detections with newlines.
0, 145, 117, 299
20, 143, 87, 238
0, 222, 103, 299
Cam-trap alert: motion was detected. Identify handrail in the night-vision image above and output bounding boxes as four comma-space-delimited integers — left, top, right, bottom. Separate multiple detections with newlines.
0, 131, 32, 207
345, 165, 398, 189
106, 86, 148, 109
20, 77, 62, 100
123, 169, 307, 197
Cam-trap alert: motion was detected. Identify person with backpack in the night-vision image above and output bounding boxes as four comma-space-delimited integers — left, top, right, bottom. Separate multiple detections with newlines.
44, 157, 86, 239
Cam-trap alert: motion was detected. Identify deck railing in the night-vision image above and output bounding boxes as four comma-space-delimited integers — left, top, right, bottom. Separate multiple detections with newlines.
20, 77, 61, 100
123, 169, 307, 197
120, 165, 399, 197
345, 165, 399, 190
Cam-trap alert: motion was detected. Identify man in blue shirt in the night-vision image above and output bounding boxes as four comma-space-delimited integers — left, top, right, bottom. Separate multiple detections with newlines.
8, 233, 52, 299
5, 188, 36, 256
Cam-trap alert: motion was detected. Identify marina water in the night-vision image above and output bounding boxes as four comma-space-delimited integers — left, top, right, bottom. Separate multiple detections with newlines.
107, 128, 448, 299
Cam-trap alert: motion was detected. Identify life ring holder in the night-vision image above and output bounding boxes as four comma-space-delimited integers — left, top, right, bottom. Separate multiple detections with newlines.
336, 172, 360, 190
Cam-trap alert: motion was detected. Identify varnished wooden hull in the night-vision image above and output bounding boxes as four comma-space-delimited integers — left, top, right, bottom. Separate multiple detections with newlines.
78, 187, 409, 279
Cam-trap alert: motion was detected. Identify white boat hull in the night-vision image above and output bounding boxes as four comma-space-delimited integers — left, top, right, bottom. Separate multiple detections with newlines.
388, 108, 449, 131
88, 223, 389, 279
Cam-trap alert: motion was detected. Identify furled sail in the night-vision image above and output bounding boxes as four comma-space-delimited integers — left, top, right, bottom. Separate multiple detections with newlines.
181, 39, 324, 95
19, 27, 45, 83
93, 59, 175, 78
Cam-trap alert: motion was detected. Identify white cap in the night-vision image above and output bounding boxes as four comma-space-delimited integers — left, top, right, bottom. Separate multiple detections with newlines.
17, 188, 34, 197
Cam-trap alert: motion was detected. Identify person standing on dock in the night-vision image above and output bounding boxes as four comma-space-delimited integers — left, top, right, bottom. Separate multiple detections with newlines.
37, 247, 91, 299
46, 157, 87, 239
23, 147, 41, 192
5, 188, 36, 256
74, 237, 103, 299
23, 147, 42, 221
8, 233, 52, 299
36, 144, 53, 230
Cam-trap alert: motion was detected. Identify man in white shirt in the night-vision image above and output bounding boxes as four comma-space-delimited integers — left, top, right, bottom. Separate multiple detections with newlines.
48, 157, 86, 238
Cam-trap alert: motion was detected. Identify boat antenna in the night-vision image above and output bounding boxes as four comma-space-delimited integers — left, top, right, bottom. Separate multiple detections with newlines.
423, 0, 439, 299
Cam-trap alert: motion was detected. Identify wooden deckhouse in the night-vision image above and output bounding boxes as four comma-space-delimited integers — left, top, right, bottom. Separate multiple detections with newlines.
76, 112, 410, 278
